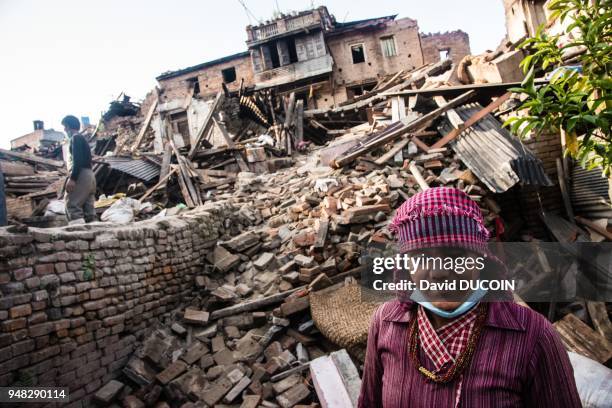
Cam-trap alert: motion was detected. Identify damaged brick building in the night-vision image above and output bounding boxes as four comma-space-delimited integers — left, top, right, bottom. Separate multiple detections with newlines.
153, 6, 470, 115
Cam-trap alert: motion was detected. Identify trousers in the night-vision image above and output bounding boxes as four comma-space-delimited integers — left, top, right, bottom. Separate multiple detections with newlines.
64, 168, 96, 223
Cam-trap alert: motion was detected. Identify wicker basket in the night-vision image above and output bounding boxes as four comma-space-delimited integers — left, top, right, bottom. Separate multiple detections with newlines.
310, 283, 382, 361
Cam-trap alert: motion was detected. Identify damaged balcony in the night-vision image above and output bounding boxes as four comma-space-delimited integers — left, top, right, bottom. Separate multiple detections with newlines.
254, 54, 333, 89
246, 7, 333, 47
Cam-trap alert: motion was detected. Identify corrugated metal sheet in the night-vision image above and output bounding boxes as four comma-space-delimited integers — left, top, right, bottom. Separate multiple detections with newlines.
438, 102, 553, 193
103, 157, 160, 182
570, 164, 612, 219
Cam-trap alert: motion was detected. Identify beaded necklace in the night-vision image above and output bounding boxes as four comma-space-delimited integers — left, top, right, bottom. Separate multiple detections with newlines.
408, 303, 489, 383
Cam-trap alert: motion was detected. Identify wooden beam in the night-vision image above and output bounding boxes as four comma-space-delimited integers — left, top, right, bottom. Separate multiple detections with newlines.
575, 216, 612, 240
374, 138, 410, 165
131, 96, 159, 153
168, 138, 199, 207
0, 148, 64, 169
213, 117, 249, 172
430, 92, 511, 149
556, 158, 575, 222
138, 167, 178, 203
332, 90, 475, 168
554, 313, 612, 363
408, 162, 430, 191
188, 91, 225, 159
411, 136, 431, 153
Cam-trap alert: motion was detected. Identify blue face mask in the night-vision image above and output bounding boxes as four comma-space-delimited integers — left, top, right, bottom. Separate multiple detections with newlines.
410, 288, 488, 319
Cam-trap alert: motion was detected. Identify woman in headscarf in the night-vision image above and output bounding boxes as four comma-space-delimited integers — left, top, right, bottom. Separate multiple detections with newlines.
358, 187, 581, 407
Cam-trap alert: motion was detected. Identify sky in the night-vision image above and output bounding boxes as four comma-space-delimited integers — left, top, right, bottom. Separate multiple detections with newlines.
0, 0, 507, 148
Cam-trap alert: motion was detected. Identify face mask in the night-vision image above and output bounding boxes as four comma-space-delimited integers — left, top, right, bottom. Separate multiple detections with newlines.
410, 288, 488, 319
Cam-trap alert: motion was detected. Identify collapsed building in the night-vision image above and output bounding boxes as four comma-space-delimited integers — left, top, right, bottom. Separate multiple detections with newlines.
0, 2, 611, 408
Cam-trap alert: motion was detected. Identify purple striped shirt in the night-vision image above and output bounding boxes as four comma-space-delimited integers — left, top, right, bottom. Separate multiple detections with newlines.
358, 300, 582, 408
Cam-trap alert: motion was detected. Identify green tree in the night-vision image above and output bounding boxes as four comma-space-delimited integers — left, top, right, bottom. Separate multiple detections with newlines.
505, 0, 611, 175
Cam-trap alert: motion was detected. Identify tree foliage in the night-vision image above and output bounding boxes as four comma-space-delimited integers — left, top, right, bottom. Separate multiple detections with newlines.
505, 0, 612, 174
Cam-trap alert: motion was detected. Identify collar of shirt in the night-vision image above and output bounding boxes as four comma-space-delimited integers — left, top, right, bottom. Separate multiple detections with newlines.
417, 304, 479, 372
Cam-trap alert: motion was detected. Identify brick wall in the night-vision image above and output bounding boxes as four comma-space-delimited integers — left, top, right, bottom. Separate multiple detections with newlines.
327, 17, 424, 104
420, 30, 471, 65
196, 55, 254, 98
157, 54, 255, 104
0, 202, 245, 407
511, 132, 564, 238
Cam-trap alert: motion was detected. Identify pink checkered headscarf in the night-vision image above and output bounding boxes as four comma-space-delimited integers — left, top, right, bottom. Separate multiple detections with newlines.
389, 187, 490, 255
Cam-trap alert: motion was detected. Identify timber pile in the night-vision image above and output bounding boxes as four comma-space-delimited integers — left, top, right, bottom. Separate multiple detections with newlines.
0, 148, 67, 221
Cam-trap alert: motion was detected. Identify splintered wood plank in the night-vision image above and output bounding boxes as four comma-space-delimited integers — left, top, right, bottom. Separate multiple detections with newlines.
587, 302, 612, 342
138, 167, 177, 203
375, 138, 410, 165
189, 91, 224, 158
430, 92, 511, 149
0, 148, 64, 168
131, 96, 159, 153
553, 313, 612, 363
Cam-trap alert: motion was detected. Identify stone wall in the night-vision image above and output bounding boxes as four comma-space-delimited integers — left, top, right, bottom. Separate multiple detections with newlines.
420, 30, 471, 65
0, 202, 244, 407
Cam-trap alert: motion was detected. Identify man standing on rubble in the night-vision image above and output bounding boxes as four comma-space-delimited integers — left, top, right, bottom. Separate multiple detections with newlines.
61, 115, 96, 224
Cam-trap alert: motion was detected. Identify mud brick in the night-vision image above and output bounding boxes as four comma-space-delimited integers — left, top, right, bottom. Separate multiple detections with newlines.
2, 318, 27, 332
156, 360, 187, 385
12, 267, 32, 281
223, 314, 254, 329
223, 231, 260, 252
171, 323, 187, 336
11, 293, 32, 305
224, 325, 241, 339
264, 342, 283, 361
252, 311, 267, 326
194, 323, 217, 340
0, 333, 11, 348
293, 232, 316, 248
240, 394, 261, 408
200, 354, 215, 370
280, 296, 310, 317
181, 341, 209, 365
94, 379, 124, 404
9, 304, 31, 319
183, 309, 210, 325
213, 348, 236, 366
211, 335, 225, 352
31, 344, 60, 364
28, 311, 47, 325
224, 375, 252, 403
35, 263, 54, 276
276, 383, 310, 408
0, 354, 29, 375
272, 373, 301, 394
103, 314, 125, 327
293, 254, 314, 267
0, 346, 11, 362
213, 245, 241, 272
254, 252, 276, 270
201, 376, 233, 406
123, 395, 145, 408
207, 365, 225, 381
278, 260, 297, 275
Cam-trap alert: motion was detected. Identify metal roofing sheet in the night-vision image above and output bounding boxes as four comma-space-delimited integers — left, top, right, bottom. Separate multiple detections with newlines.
570, 164, 612, 219
438, 103, 553, 193
103, 157, 160, 182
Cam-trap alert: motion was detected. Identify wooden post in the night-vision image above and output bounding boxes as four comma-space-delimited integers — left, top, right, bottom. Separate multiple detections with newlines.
408, 162, 430, 191
556, 158, 575, 222
131, 96, 159, 153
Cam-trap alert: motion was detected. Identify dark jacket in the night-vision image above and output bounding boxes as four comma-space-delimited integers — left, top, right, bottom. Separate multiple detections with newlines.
69, 133, 92, 181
